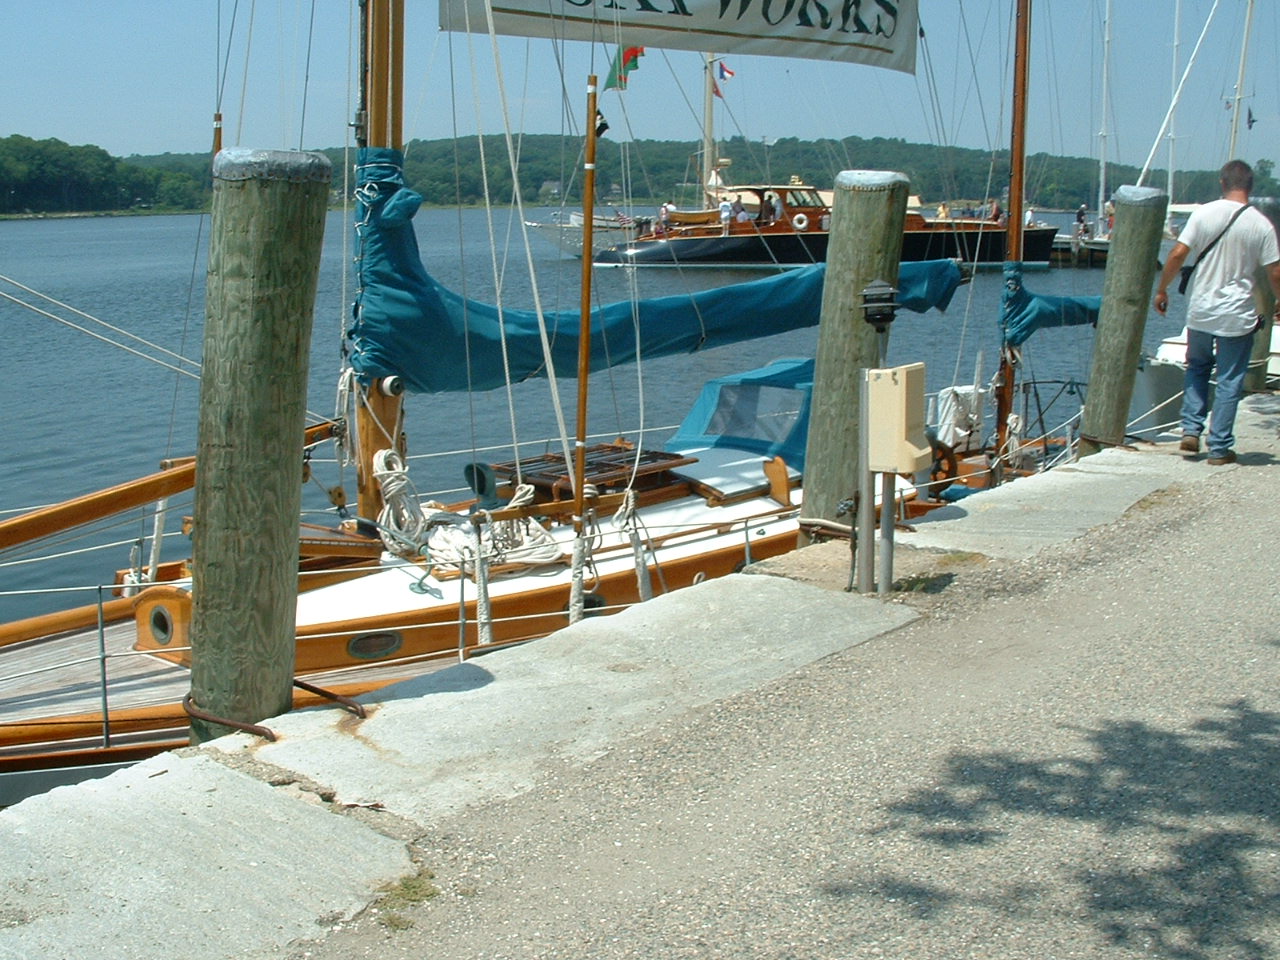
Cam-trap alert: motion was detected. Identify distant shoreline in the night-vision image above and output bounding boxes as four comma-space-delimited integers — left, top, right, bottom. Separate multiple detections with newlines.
1, 202, 1081, 224
0, 208, 205, 221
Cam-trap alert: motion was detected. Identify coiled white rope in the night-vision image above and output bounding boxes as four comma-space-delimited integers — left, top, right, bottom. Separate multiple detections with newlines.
373, 449, 428, 556
372, 448, 562, 568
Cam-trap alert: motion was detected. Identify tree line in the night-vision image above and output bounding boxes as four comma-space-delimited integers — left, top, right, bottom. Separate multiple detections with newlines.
1, 131, 1273, 216
0, 136, 206, 214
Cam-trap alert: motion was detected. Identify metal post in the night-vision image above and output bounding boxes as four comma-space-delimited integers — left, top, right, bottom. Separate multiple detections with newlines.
878, 471, 895, 596
856, 371, 875, 593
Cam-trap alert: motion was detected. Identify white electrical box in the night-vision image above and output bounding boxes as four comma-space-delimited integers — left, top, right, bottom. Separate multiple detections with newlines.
866, 362, 931, 474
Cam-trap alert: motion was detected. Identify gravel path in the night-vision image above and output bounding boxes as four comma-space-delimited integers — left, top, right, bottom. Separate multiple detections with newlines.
284, 443, 1280, 960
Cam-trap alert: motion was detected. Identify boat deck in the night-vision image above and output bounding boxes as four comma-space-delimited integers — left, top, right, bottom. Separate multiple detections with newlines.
0, 620, 189, 724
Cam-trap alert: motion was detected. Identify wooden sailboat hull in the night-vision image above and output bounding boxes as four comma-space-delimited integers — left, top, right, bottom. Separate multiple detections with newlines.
0, 480, 801, 770
595, 221, 1057, 268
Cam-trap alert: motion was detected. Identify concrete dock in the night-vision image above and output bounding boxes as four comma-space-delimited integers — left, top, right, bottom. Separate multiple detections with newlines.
3, 394, 1279, 960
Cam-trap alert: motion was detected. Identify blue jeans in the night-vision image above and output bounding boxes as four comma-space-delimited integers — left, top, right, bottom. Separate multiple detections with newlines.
1181, 328, 1255, 455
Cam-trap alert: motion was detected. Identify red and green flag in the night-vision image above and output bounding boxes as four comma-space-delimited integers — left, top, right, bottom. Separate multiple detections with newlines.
604, 46, 645, 91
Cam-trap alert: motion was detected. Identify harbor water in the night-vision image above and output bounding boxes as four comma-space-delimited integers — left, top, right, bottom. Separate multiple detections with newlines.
0, 208, 1186, 622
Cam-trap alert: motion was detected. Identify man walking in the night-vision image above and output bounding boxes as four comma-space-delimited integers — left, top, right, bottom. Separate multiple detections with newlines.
1154, 159, 1280, 464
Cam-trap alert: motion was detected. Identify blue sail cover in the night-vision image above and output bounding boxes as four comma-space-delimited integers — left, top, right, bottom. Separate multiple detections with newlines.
1001, 261, 1101, 347
348, 147, 964, 394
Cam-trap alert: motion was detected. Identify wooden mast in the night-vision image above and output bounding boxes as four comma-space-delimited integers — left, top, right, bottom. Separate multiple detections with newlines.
994, 0, 1031, 462
571, 78, 600, 533
355, 0, 406, 523
565, 76, 602, 624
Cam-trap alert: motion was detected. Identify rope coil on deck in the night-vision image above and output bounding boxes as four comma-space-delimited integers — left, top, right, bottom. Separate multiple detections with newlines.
372, 448, 561, 568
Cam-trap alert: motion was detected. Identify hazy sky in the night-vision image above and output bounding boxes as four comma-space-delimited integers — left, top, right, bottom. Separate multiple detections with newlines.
3, 1, 1273, 182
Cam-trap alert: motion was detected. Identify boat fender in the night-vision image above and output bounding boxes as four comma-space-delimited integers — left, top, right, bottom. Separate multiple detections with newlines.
927, 432, 959, 498
379, 376, 405, 396
791, 213, 809, 231
564, 591, 608, 617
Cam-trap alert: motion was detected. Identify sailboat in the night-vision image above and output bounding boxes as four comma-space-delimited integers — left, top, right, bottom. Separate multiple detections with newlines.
525, 207, 646, 257
596, 177, 1058, 268
1132, 0, 1279, 430
0, 1, 963, 783
523, 39, 1055, 271
931, 0, 1103, 488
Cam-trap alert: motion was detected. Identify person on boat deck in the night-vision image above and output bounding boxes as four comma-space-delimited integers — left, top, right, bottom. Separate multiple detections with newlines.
936, 201, 950, 219
657, 200, 675, 234
772, 194, 786, 222
1024, 207, 1034, 227
731, 194, 748, 222
1075, 203, 1089, 238
988, 199, 1003, 223
1153, 159, 1280, 465
719, 197, 733, 234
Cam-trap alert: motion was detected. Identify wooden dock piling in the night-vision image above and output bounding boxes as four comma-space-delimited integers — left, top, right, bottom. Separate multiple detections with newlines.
189, 149, 331, 744
800, 171, 909, 547
1078, 184, 1167, 457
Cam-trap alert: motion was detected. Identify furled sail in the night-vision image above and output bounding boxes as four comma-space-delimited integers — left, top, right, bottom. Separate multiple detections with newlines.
347, 147, 963, 394
439, 0, 918, 73
1000, 262, 1101, 347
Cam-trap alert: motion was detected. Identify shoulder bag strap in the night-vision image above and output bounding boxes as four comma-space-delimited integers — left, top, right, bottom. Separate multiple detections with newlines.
1190, 202, 1253, 270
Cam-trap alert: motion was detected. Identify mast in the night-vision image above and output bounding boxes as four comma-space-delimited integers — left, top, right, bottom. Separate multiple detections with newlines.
572, 79, 599, 536
1096, 0, 1111, 230
1167, 0, 1180, 222
355, 0, 406, 523
1226, 0, 1255, 159
564, 78, 603, 624
1006, 0, 1029, 261
994, 0, 1031, 462
701, 53, 716, 203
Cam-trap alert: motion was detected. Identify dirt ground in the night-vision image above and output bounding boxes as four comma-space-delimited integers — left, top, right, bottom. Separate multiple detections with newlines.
273, 458, 1280, 960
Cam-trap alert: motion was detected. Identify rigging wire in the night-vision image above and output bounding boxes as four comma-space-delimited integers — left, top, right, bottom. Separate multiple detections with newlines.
215, 0, 240, 116
475, 5, 577, 489
235, 0, 258, 146
297, 0, 319, 151
0, 279, 201, 379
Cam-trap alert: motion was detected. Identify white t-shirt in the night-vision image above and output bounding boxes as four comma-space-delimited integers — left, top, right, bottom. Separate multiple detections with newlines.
1179, 198, 1280, 337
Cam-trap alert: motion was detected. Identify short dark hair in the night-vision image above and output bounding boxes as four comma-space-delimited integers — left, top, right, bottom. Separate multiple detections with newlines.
1220, 159, 1253, 193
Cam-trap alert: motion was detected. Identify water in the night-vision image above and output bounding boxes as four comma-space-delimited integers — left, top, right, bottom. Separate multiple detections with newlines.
0, 208, 1185, 621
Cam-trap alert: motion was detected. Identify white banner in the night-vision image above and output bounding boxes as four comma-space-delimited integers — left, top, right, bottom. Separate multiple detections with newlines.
439, 0, 918, 74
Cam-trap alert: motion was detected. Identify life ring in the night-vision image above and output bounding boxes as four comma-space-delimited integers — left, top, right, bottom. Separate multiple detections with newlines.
791, 213, 809, 231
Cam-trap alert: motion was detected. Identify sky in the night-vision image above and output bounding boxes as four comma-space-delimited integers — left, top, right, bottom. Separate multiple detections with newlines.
2, 0, 1275, 181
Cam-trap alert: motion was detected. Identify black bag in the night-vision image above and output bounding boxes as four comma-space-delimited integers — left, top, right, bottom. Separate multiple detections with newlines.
1177, 202, 1252, 294
1177, 265, 1194, 295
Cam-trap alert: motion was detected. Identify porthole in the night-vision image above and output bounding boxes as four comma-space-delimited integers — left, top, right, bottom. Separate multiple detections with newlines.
149, 606, 174, 645
347, 630, 403, 660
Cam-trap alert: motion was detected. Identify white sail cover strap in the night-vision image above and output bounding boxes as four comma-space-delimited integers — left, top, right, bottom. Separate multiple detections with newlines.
440, 0, 918, 73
